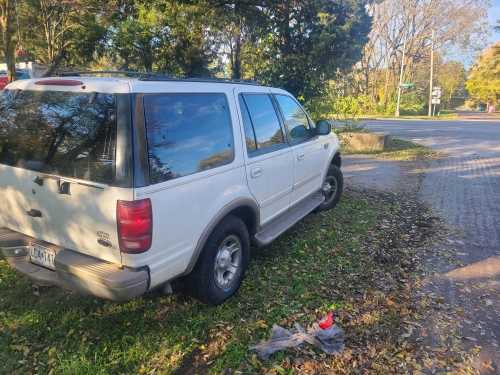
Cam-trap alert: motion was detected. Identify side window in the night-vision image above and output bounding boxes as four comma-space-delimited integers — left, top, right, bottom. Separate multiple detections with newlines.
144, 93, 234, 184
275, 95, 314, 144
238, 96, 257, 153
240, 94, 286, 155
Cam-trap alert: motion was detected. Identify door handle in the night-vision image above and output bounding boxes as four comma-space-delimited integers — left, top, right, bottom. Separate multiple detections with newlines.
250, 167, 263, 178
33, 176, 44, 186
297, 153, 305, 161
26, 209, 42, 218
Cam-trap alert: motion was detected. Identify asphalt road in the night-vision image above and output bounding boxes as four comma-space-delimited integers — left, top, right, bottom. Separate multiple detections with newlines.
364, 119, 500, 157
363, 119, 500, 373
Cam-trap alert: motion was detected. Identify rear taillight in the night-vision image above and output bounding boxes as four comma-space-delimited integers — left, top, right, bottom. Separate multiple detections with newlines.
117, 199, 152, 254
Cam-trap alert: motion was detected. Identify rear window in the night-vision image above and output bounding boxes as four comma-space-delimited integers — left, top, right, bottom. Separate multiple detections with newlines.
0, 90, 117, 184
144, 93, 234, 184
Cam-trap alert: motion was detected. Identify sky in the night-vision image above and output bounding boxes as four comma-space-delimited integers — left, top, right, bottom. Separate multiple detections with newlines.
447, 1, 499, 66
488, 0, 500, 44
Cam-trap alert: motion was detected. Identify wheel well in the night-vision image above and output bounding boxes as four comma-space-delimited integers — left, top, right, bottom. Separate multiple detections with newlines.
332, 152, 342, 168
228, 205, 258, 236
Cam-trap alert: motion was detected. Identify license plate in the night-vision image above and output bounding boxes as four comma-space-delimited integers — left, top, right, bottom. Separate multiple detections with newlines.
29, 244, 56, 270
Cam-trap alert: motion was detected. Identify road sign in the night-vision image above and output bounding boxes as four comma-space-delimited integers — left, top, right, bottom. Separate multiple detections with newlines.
400, 83, 414, 89
431, 98, 441, 104
432, 86, 442, 98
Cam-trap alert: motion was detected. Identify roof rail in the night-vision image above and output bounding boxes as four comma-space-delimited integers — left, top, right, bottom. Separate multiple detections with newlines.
56, 70, 148, 78
138, 76, 261, 86
55, 70, 262, 86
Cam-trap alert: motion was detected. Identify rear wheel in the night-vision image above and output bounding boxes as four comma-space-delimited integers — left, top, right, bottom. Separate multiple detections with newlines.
316, 165, 343, 212
186, 215, 250, 305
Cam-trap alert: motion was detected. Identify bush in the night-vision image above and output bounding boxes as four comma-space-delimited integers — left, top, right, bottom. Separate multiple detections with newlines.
306, 94, 366, 122
383, 93, 426, 116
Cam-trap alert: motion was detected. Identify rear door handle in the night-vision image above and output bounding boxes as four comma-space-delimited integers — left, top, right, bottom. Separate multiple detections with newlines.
297, 152, 305, 161
250, 167, 263, 178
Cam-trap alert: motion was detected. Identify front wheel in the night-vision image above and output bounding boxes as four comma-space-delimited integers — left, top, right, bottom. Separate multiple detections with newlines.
316, 165, 343, 212
186, 215, 250, 305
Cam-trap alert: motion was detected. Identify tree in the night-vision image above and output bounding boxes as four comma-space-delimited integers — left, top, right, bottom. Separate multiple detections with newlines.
0, 0, 16, 81
258, 0, 372, 101
466, 42, 500, 104
208, 1, 269, 79
161, 2, 216, 77
360, 0, 490, 110
18, 0, 111, 75
0, 0, 373, 102
106, 1, 166, 72
436, 61, 466, 108
106, 0, 216, 76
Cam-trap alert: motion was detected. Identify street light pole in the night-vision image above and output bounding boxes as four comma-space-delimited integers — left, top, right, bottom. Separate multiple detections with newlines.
395, 34, 407, 118
428, 29, 435, 117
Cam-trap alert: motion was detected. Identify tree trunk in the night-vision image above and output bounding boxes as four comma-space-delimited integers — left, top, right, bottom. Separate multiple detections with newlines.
1, 0, 16, 82
43, 49, 66, 77
383, 61, 390, 108
231, 4, 242, 80
232, 31, 242, 79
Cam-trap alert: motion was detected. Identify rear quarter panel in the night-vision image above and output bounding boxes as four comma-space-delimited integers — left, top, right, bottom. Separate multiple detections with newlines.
130, 166, 250, 288
123, 86, 254, 288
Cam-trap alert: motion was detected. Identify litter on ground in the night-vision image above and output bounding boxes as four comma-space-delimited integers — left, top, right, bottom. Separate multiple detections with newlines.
250, 312, 345, 360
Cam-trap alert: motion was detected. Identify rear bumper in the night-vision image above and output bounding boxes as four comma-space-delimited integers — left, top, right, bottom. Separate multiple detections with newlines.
0, 228, 149, 301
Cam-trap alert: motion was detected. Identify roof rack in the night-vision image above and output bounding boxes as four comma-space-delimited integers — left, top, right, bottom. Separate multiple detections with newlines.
56, 70, 147, 78
55, 70, 262, 86
138, 76, 261, 86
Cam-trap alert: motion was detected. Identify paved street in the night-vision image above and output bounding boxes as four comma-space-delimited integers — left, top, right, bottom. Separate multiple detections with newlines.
364, 119, 500, 156
363, 119, 500, 373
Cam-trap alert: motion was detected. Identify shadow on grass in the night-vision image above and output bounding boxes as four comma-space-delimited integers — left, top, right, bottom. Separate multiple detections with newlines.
0, 191, 435, 374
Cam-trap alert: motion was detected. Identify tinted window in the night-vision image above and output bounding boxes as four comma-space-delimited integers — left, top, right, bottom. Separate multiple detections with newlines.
144, 93, 234, 183
241, 94, 285, 155
0, 90, 117, 184
275, 95, 314, 144
238, 96, 257, 152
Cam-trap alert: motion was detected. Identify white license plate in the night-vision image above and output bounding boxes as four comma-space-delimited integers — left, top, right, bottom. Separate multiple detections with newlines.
30, 244, 56, 270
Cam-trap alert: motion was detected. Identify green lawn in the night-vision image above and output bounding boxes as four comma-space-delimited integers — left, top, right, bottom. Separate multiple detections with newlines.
0, 190, 470, 374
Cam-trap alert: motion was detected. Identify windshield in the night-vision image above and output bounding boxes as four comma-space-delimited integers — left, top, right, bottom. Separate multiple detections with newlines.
0, 90, 117, 184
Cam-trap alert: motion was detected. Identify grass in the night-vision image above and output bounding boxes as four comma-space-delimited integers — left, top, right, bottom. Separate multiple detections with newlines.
0, 195, 381, 374
344, 138, 439, 161
0, 190, 473, 374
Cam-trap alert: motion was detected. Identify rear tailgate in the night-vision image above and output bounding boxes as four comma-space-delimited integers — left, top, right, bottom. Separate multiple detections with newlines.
0, 79, 133, 264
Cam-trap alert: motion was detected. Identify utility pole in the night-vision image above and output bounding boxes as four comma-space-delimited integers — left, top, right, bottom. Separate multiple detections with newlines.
428, 29, 435, 117
395, 34, 407, 117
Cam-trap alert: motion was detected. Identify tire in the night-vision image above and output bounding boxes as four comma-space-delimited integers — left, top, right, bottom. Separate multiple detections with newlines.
316, 165, 343, 212
186, 215, 250, 305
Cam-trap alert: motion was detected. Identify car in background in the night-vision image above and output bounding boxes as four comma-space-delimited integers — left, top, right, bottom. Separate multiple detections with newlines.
0, 69, 31, 90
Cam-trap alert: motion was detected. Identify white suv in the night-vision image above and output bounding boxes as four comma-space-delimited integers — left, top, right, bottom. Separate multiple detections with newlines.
0, 75, 342, 305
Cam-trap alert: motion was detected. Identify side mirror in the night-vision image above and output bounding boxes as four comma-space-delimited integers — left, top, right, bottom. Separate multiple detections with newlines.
316, 120, 331, 136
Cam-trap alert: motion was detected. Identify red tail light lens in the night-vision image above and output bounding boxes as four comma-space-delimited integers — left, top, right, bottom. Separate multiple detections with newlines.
117, 199, 152, 253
